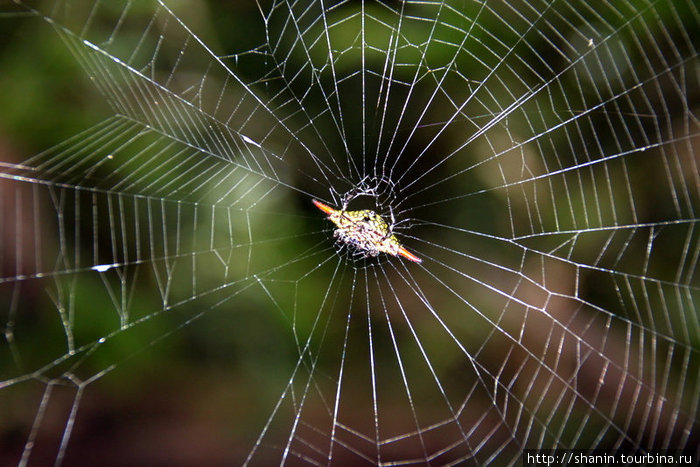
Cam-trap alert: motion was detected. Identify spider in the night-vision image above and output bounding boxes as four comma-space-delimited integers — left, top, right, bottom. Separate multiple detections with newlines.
312, 199, 422, 263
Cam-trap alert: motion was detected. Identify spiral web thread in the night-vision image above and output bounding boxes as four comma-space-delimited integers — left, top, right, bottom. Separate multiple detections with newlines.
0, 0, 698, 465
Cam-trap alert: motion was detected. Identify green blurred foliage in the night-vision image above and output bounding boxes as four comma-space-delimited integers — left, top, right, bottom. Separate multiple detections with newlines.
0, 0, 697, 463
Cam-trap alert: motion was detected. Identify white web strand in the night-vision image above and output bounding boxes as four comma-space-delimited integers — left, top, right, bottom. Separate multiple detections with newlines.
0, 0, 698, 465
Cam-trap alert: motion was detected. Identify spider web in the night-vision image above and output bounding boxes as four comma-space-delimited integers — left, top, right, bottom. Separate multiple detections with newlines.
0, 0, 698, 465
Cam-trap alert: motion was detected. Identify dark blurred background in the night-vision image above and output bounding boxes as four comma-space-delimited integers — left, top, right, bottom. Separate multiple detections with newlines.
0, 0, 698, 465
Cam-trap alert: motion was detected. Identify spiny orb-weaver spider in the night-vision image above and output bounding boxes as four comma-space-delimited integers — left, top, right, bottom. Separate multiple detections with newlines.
312, 199, 422, 263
